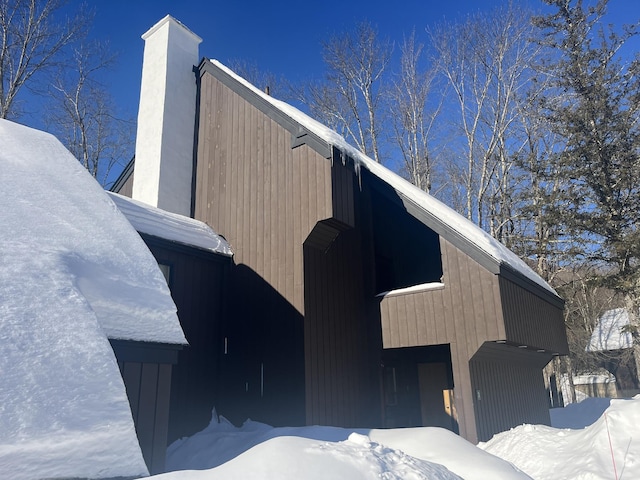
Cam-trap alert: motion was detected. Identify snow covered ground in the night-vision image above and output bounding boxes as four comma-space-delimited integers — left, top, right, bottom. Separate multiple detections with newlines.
148, 396, 640, 480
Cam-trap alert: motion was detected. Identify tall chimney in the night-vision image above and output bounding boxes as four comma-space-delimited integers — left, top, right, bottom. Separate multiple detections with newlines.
132, 15, 202, 216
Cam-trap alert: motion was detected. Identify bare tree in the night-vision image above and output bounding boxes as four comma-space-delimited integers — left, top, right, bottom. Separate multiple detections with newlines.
391, 31, 442, 192
0, 0, 88, 119
47, 41, 133, 187
227, 58, 294, 101
305, 21, 392, 163
430, 2, 540, 235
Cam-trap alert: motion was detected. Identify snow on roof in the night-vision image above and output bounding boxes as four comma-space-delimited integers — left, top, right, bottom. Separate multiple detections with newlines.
0, 119, 186, 478
586, 308, 634, 352
0, 121, 186, 345
108, 191, 233, 256
209, 59, 557, 298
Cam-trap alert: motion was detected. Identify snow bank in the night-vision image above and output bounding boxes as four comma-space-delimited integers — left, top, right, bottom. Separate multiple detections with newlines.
153, 398, 640, 480
159, 414, 529, 480
0, 119, 186, 478
549, 397, 612, 429
481, 396, 640, 479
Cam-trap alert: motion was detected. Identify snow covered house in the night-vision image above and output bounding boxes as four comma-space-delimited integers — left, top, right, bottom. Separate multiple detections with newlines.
586, 308, 640, 395
112, 15, 569, 445
0, 119, 187, 478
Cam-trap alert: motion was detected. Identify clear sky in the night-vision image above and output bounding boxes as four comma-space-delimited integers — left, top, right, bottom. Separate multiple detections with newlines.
68, 0, 638, 126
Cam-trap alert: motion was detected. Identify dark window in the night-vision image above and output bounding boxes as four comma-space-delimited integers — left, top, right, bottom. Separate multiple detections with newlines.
158, 263, 171, 286
371, 191, 443, 293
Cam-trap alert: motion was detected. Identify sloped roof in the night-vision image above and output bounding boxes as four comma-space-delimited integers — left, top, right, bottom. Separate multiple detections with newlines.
108, 192, 233, 256
201, 59, 560, 303
587, 308, 634, 352
0, 119, 190, 478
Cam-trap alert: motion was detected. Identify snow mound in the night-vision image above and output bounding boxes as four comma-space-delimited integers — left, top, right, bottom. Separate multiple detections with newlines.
480, 396, 640, 479
550, 396, 612, 429
161, 412, 529, 480
0, 119, 187, 478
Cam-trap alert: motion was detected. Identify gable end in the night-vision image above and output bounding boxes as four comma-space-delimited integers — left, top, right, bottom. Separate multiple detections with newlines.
198, 59, 331, 159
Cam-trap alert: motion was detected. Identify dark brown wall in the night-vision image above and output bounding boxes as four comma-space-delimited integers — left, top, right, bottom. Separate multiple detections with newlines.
194, 72, 332, 315
194, 71, 337, 426
500, 277, 569, 354
379, 237, 505, 441
470, 343, 552, 441
303, 225, 381, 427
193, 63, 566, 443
114, 170, 134, 197
116, 358, 172, 475
144, 238, 229, 442
379, 236, 565, 442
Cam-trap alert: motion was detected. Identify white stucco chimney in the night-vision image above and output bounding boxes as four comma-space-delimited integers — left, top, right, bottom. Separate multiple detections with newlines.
132, 15, 202, 216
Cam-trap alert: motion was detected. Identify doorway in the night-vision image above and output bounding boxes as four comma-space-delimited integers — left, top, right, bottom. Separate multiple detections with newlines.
418, 362, 456, 430
382, 344, 457, 432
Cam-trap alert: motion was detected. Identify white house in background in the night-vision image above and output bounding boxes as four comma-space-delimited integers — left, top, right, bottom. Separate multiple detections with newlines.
586, 308, 640, 395
0, 119, 187, 478
588, 308, 635, 352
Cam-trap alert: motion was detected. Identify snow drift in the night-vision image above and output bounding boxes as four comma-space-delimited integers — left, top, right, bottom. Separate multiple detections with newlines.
0, 119, 185, 479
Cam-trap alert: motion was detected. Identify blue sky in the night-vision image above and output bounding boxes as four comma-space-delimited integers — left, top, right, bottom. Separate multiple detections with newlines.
69, 0, 637, 124
66, 0, 523, 117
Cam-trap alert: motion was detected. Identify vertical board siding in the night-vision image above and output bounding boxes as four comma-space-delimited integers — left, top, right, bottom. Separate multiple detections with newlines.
470, 351, 551, 441
380, 238, 504, 351
379, 237, 506, 442
116, 173, 134, 197
146, 241, 228, 442
500, 277, 569, 354
120, 360, 173, 474
195, 72, 332, 312
379, 238, 564, 442
195, 72, 337, 427
303, 225, 380, 427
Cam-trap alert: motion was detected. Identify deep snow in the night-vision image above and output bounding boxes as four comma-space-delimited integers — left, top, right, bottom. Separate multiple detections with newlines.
0, 119, 186, 479
147, 396, 640, 480
481, 397, 639, 479
108, 191, 232, 256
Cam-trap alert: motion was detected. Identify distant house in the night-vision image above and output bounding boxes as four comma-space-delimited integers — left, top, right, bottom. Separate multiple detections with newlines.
112, 15, 568, 450
587, 308, 640, 396
0, 119, 186, 478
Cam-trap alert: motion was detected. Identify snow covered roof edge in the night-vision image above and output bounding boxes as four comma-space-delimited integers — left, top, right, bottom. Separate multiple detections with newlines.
108, 192, 233, 256
202, 59, 559, 300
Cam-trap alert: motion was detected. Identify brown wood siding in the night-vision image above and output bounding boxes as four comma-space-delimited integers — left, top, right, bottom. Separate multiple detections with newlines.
380, 238, 505, 351
379, 237, 504, 442
470, 343, 552, 441
119, 360, 172, 475
500, 277, 569, 354
194, 71, 338, 426
144, 240, 229, 442
303, 226, 381, 427
115, 170, 134, 197
194, 72, 332, 313
330, 150, 356, 228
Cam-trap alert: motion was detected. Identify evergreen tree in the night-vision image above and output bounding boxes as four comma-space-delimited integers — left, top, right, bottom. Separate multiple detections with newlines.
534, 0, 640, 337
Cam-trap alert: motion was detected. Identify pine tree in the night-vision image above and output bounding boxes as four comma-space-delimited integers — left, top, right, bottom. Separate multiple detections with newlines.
534, 0, 640, 338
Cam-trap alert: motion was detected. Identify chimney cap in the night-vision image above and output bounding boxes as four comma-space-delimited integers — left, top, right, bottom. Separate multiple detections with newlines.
142, 15, 202, 44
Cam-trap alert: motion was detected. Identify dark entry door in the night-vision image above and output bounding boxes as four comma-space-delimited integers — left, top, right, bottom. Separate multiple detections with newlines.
418, 362, 456, 431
